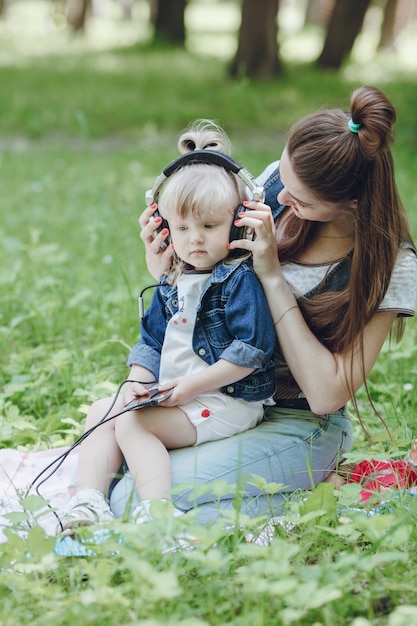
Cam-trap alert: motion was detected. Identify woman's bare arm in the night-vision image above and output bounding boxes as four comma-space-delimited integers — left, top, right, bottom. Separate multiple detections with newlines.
260, 272, 395, 413
229, 201, 396, 413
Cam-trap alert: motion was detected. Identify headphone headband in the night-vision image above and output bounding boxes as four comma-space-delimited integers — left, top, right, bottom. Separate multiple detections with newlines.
145, 149, 264, 205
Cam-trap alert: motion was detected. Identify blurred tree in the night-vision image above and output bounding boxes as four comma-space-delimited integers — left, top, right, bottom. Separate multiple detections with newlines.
150, 0, 187, 45
66, 0, 92, 31
378, 0, 399, 49
378, 0, 417, 50
119, 0, 135, 20
229, 0, 282, 78
317, 0, 372, 69
0, 0, 7, 19
304, 0, 335, 27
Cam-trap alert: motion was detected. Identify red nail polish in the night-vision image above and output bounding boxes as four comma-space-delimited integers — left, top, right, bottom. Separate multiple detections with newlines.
161, 228, 169, 236
150, 202, 157, 209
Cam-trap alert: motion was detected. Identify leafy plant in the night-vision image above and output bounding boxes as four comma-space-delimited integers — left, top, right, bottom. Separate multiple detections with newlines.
1, 3, 417, 624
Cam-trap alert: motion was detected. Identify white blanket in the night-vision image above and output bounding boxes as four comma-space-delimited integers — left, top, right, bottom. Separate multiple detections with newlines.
0, 446, 78, 542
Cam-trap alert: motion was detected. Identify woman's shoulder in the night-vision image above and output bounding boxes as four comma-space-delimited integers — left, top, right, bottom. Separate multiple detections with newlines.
392, 244, 417, 288
395, 243, 417, 272
256, 160, 280, 186
379, 244, 417, 315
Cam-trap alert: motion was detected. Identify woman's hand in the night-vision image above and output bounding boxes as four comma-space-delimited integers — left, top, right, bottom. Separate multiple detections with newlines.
139, 203, 174, 280
228, 200, 281, 280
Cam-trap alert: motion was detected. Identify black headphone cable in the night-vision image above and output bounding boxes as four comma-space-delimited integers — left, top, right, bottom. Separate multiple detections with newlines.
24, 378, 167, 534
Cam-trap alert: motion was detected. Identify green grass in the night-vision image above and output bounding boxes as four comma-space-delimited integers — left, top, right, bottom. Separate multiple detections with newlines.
1, 4, 417, 624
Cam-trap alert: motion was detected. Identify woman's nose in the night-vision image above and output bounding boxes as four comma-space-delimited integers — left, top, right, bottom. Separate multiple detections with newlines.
278, 188, 290, 206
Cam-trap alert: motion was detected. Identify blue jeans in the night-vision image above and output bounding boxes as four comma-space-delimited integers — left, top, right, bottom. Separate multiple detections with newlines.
109, 406, 352, 523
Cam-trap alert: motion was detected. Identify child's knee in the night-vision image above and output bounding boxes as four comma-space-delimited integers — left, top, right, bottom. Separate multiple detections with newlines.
114, 410, 132, 443
85, 396, 121, 428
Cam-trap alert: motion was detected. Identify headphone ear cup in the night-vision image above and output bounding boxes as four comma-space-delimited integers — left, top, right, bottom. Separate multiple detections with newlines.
229, 204, 244, 243
229, 205, 254, 243
152, 209, 169, 236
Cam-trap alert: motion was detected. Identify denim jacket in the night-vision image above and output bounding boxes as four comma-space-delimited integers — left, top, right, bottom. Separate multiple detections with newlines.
263, 165, 285, 221
128, 259, 277, 402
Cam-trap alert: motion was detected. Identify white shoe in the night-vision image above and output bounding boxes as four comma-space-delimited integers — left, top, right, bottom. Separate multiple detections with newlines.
59, 489, 115, 534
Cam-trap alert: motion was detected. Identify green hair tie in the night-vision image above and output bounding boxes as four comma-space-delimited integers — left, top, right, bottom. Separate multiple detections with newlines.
348, 119, 361, 133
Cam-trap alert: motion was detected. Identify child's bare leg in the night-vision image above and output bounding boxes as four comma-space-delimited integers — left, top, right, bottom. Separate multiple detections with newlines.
115, 406, 196, 502
59, 396, 126, 532
75, 396, 124, 495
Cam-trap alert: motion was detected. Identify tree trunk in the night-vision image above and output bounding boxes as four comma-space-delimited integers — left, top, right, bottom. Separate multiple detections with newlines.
0, 0, 7, 19
378, 0, 416, 50
378, 0, 399, 50
316, 0, 372, 69
151, 0, 187, 45
229, 0, 282, 79
66, 0, 92, 31
304, 0, 335, 27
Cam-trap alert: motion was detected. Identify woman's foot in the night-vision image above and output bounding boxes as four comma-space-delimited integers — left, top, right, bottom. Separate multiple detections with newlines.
131, 499, 184, 524
323, 472, 347, 488
131, 500, 196, 552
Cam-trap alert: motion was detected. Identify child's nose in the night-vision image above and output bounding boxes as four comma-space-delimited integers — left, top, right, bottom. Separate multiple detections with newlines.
190, 229, 204, 243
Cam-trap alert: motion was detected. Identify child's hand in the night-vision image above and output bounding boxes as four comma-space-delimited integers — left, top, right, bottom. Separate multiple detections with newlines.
158, 377, 198, 407
123, 381, 151, 408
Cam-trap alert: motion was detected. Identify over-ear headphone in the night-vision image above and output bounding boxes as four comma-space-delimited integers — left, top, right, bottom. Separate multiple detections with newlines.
145, 149, 265, 245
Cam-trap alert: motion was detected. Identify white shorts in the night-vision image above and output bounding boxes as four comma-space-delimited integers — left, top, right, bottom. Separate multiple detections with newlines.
179, 392, 265, 445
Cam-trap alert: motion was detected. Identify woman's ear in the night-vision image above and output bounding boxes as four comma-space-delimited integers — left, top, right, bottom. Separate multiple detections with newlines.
349, 199, 358, 209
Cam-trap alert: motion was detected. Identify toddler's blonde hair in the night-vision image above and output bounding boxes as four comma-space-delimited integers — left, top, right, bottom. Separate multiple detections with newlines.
177, 119, 232, 155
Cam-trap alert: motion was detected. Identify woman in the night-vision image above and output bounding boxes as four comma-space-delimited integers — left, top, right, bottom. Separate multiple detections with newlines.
110, 87, 417, 523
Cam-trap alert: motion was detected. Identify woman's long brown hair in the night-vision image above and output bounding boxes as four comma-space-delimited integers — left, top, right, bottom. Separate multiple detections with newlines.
278, 86, 415, 438
279, 86, 414, 352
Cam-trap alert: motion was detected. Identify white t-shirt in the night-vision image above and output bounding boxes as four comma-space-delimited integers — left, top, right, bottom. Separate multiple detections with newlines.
159, 272, 210, 383
282, 245, 417, 317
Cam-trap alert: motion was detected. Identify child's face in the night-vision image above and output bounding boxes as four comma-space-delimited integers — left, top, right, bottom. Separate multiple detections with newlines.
167, 209, 233, 270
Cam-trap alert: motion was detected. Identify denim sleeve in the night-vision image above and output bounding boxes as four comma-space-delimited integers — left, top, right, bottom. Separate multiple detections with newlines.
262, 165, 285, 221
126, 286, 167, 379
127, 344, 160, 380
220, 269, 276, 369
220, 340, 272, 370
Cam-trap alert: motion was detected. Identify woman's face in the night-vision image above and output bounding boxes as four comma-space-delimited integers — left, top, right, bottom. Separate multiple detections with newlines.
277, 149, 348, 224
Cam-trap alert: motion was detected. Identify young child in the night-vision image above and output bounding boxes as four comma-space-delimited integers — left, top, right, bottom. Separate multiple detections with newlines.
59, 124, 276, 531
